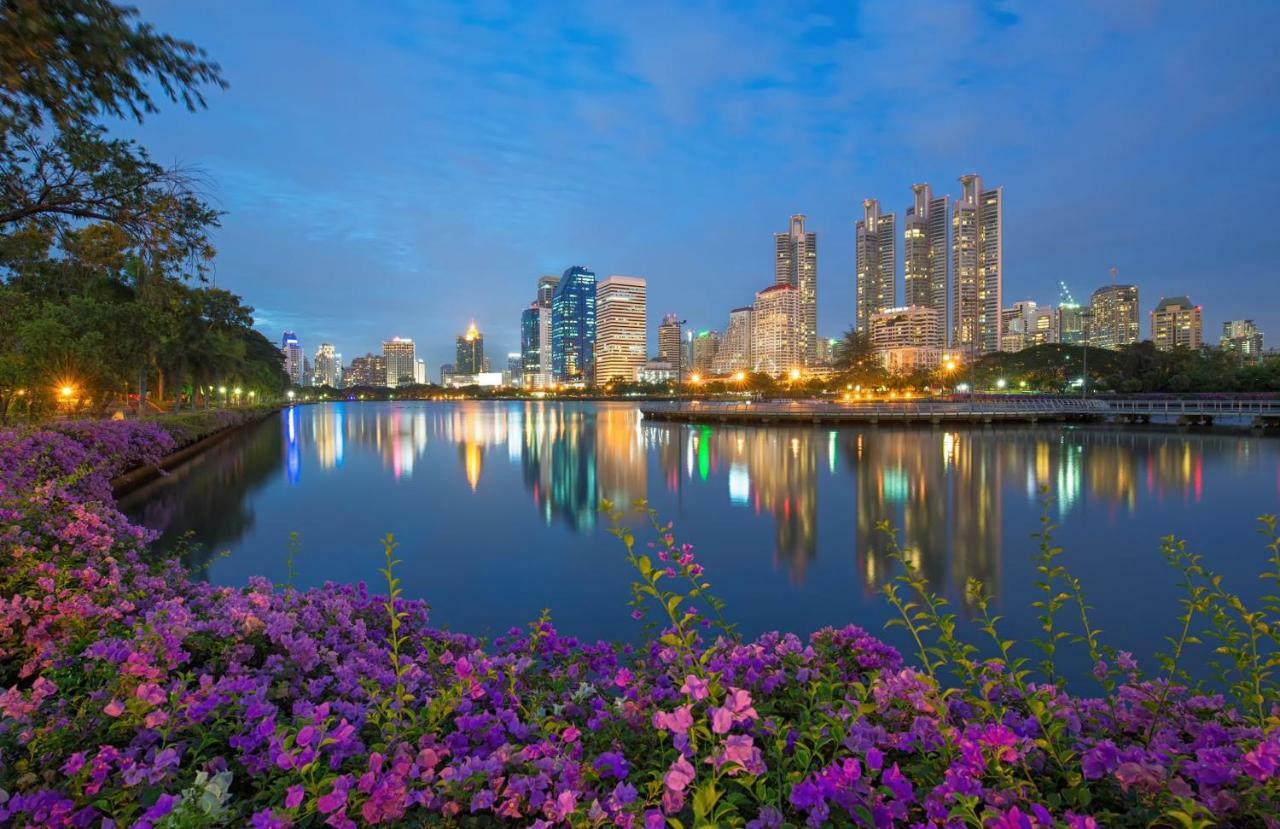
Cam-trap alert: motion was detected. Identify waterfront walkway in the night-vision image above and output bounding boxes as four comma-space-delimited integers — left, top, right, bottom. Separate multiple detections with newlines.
639, 396, 1280, 428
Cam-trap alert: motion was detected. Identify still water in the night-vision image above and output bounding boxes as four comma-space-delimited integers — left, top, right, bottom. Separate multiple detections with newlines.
123, 401, 1280, 682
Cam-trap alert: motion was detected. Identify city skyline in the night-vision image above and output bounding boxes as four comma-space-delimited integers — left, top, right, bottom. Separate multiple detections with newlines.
121, 3, 1280, 370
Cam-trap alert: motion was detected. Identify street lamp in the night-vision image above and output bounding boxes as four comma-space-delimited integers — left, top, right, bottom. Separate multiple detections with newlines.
996, 378, 1007, 390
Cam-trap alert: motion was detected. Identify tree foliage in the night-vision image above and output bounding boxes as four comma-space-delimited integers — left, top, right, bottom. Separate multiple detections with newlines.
0, 0, 225, 131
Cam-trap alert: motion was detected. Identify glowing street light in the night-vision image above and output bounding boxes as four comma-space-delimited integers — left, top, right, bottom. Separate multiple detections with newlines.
996, 378, 1007, 390
789, 368, 801, 381
733, 371, 746, 383
690, 372, 702, 384
59, 385, 74, 399
286, 390, 296, 400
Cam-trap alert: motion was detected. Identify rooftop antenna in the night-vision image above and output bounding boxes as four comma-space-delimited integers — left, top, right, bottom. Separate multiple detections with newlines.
1110, 266, 1118, 286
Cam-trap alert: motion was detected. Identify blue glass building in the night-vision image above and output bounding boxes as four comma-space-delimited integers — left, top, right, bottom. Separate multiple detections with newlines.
520, 304, 540, 384
550, 266, 596, 384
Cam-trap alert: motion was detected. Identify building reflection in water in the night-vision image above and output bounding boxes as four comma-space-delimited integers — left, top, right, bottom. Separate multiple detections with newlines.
133, 402, 1277, 609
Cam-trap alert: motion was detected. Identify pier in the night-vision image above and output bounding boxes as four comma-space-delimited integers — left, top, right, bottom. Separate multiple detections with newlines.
639, 397, 1280, 429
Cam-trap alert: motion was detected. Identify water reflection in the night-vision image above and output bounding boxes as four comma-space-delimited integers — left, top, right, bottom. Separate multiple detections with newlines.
123, 402, 1280, 649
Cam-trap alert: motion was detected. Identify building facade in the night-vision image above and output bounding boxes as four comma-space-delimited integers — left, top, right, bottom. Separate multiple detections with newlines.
1150, 296, 1203, 351
594, 275, 647, 384
903, 183, 949, 345
657, 314, 684, 381
952, 174, 1002, 354
774, 214, 817, 366
1057, 303, 1087, 345
520, 304, 541, 387
535, 275, 559, 388
1089, 284, 1140, 350
869, 306, 943, 354
281, 331, 303, 386
346, 354, 385, 387
752, 284, 800, 376
456, 322, 484, 374
711, 306, 753, 375
856, 198, 897, 333
551, 265, 596, 384
690, 330, 721, 375
382, 337, 416, 387
313, 343, 342, 388
1221, 320, 1264, 361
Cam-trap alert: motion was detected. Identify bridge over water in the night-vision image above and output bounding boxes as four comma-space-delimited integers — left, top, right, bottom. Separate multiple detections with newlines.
639, 397, 1280, 429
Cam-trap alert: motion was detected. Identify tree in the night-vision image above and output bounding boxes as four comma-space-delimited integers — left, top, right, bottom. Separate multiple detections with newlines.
0, 0, 224, 131
1, 0, 228, 416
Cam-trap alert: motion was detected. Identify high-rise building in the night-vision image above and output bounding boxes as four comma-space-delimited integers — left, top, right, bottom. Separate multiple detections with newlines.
1150, 296, 1203, 351
346, 354, 385, 387
1057, 303, 1087, 345
382, 337, 416, 387
535, 275, 559, 388
691, 330, 721, 375
594, 275, 647, 384
414, 359, 426, 385
439, 363, 455, 385
752, 284, 800, 376
856, 199, 897, 333
520, 303, 541, 387
999, 301, 1051, 353
775, 214, 817, 366
1221, 320, 1264, 361
455, 322, 484, 375
302, 356, 313, 388
551, 265, 596, 384
712, 307, 754, 375
1089, 284, 1140, 350
657, 314, 684, 381
505, 353, 522, 386
952, 175, 1002, 354
281, 331, 303, 386
903, 183, 949, 344
313, 343, 342, 387
869, 306, 943, 353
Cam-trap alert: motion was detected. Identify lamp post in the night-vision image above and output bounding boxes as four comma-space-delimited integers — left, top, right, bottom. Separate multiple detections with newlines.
1081, 309, 1093, 399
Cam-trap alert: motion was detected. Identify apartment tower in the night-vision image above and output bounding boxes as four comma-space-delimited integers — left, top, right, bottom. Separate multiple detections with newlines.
774, 214, 817, 366
903, 183, 949, 345
855, 198, 897, 333
952, 174, 1003, 354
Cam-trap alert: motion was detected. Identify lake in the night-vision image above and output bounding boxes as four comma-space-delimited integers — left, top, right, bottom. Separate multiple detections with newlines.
121, 400, 1280, 684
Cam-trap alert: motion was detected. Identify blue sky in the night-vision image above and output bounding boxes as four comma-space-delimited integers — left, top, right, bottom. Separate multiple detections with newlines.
126, 0, 1280, 371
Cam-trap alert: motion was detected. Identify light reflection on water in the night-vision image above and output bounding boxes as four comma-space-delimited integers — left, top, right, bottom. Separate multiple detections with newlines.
123, 400, 1280, 682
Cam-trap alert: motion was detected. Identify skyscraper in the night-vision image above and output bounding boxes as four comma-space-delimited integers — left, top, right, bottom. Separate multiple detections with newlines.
536, 275, 559, 387
382, 337, 416, 387
1057, 303, 1087, 345
1150, 296, 1203, 351
712, 307, 754, 375
752, 284, 800, 376
774, 214, 817, 366
952, 174, 1003, 354
456, 322, 484, 375
691, 330, 721, 375
657, 314, 684, 380
551, 265, 596, 384
594, 275, 647, 384
1089, 284, 1140, 350
520, 303, 541, 387
313, 343, 341, 387
855, 199, 896, 332
280, 331, 303, 386
1221, 320, 1264, 361
903, 183, 949, 344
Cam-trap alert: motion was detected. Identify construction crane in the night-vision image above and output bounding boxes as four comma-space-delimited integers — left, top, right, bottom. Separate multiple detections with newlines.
1058, 281, 1077, 307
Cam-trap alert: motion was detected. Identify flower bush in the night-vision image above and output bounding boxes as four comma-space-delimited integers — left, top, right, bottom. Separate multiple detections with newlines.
0, 421, 1278, 827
